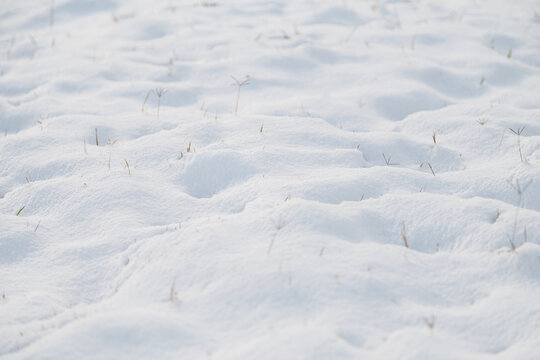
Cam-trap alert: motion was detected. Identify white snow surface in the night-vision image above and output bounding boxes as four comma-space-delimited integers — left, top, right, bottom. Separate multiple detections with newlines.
1, 0, 540, 358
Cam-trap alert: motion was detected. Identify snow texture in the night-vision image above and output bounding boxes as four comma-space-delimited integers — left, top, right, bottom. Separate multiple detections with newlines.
1, 0, 540, 358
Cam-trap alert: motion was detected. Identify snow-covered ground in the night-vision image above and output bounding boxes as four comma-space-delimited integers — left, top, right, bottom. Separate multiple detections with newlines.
1, 0, 540, 358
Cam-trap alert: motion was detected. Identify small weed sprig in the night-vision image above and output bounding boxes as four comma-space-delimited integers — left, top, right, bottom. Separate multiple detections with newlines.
169, 282, 177, 302
155, 88, 167, 121
179, 141, 196, 159
231, 75, 250, 115
509, 127, 526, 163
268, 215, 287, 254
507, 178, 532, 250
424, 315, 436, 334
141, 88, 167, 120
476, 118, 488, 126
382, 153, 399, 166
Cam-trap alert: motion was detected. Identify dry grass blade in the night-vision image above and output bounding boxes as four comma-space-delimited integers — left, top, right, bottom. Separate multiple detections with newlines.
401, 222, 408, 248
267, 235, 276, 255
169, 282, 177, 302
382, 153, 399, 166
141, 90, 152, 112
428, 162, 435, 176
124, 159, 131, 176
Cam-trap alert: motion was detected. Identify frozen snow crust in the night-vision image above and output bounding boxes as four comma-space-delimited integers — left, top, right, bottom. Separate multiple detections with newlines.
1, 0, 540, 358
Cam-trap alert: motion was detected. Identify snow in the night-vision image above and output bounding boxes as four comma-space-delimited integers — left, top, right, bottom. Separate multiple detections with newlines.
1, 0, 540, 358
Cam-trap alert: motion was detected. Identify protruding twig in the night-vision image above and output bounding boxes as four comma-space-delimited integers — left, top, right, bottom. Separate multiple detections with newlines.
401, 222, 408, 248
509, 127, 526, 162
268, 215, 287, 255
424, 315, 436, 333
476, 118, 488, 126
155, 88, 167, 121
506, 178, 532, 250
141, 90, 152, 112
382, 153, 399, 166
507, 178, 532, 196
124, 159, 131, 176
231, 75, 250, 115
428, 162, 435, 176
169, 282, 177, 302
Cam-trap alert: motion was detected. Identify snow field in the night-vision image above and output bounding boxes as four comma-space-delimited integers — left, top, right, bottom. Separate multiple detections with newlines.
1, 0, 540, 358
